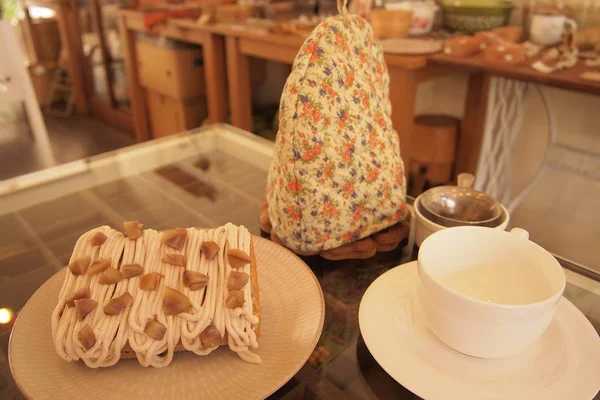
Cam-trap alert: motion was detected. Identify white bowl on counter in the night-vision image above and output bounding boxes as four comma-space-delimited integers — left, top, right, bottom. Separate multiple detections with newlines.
417, 227, 566, 358
386, 1, 439, 35
413, 194, 509, 246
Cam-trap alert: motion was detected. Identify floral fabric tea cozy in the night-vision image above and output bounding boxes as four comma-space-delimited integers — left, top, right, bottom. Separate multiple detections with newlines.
266, 0, 408, 253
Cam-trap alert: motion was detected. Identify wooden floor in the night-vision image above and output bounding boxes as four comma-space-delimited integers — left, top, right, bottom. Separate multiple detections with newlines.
0, 103, 134, 181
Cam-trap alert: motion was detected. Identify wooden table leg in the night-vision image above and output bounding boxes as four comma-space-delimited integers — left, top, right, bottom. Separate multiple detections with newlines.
388, 67, 418, 176
21, 7, 41, 65
456, 71, 490, 175
225, 36, 253, 132
57, 3, 89, 114
118, 16, 150, 142
203, 33, 228, 124
90, 0, 116, 108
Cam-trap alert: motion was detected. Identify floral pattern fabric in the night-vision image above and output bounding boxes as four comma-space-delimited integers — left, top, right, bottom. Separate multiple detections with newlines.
266, 11, 407, 253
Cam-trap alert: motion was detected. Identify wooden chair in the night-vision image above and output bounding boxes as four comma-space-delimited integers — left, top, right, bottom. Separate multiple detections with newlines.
0, 20, 50, 143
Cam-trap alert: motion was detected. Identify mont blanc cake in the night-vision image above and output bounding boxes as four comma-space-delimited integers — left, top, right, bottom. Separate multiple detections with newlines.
52, 222, 260, 368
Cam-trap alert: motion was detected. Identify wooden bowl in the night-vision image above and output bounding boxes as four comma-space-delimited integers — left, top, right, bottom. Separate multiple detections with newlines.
369, 9, 413, 39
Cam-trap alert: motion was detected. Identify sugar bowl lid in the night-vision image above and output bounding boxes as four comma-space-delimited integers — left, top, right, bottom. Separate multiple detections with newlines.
420, 173, 503, 228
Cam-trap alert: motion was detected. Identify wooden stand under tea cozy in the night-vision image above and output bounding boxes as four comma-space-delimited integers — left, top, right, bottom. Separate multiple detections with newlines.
260, 201, 410, 260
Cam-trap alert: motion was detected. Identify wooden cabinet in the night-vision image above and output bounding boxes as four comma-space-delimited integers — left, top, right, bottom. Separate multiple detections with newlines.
21, 0, 134, 134
136, 36, 208, 137
136, 40, 206, 100
146, 91, 207, 138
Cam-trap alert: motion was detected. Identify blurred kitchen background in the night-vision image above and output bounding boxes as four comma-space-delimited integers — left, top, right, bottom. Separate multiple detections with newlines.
0, 0, 599, 272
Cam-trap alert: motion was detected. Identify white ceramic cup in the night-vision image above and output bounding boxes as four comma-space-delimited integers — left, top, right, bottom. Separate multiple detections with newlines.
529, 13, 577, 46
387, 2, 438, 35
418, 226, 566, 359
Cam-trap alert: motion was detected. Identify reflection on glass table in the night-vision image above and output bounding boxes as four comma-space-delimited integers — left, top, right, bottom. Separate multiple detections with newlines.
0, 124, 598, 400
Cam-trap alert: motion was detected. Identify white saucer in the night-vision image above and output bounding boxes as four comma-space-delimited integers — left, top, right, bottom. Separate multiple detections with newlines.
358, 262, 600, 400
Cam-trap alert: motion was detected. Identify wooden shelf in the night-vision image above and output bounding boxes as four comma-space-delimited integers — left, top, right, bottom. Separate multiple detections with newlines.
430, 52, 600, 96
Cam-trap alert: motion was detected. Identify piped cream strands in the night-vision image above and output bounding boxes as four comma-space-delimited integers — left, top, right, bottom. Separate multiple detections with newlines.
73, 229, 127, 367
180, 227, 226, 355
224, 223, 260, 364
52, 223, 261, 368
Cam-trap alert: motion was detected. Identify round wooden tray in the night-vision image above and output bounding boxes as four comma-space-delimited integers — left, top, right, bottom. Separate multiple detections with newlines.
260, 201, 410, 260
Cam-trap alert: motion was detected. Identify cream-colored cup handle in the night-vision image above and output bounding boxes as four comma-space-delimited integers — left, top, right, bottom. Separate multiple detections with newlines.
510, 227, 529, 240
564, 18, 578, 32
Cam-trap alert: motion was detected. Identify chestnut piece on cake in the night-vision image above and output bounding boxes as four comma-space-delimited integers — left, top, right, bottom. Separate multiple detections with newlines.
227, 249, 251, 268
144, 318, 167, 340
201, 241, 219, 260
103, 292, 133, 316
122, 263, 144, 278
66, 287, 90, 308
90, 232, 107, 246
68, 256, 91, 276
163, 287, 191, 315
140, 272, 162, 291
161, 228, 187, 250
88, 258, 111, 275
123, 220, 144, 240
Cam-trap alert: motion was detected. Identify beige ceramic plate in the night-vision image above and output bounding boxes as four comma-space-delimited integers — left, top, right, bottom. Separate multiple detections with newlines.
380, 38, 443, 55
9, 236, 325, 400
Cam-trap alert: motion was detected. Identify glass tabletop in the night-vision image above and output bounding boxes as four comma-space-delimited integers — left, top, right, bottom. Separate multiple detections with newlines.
0, 124, 598, 400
